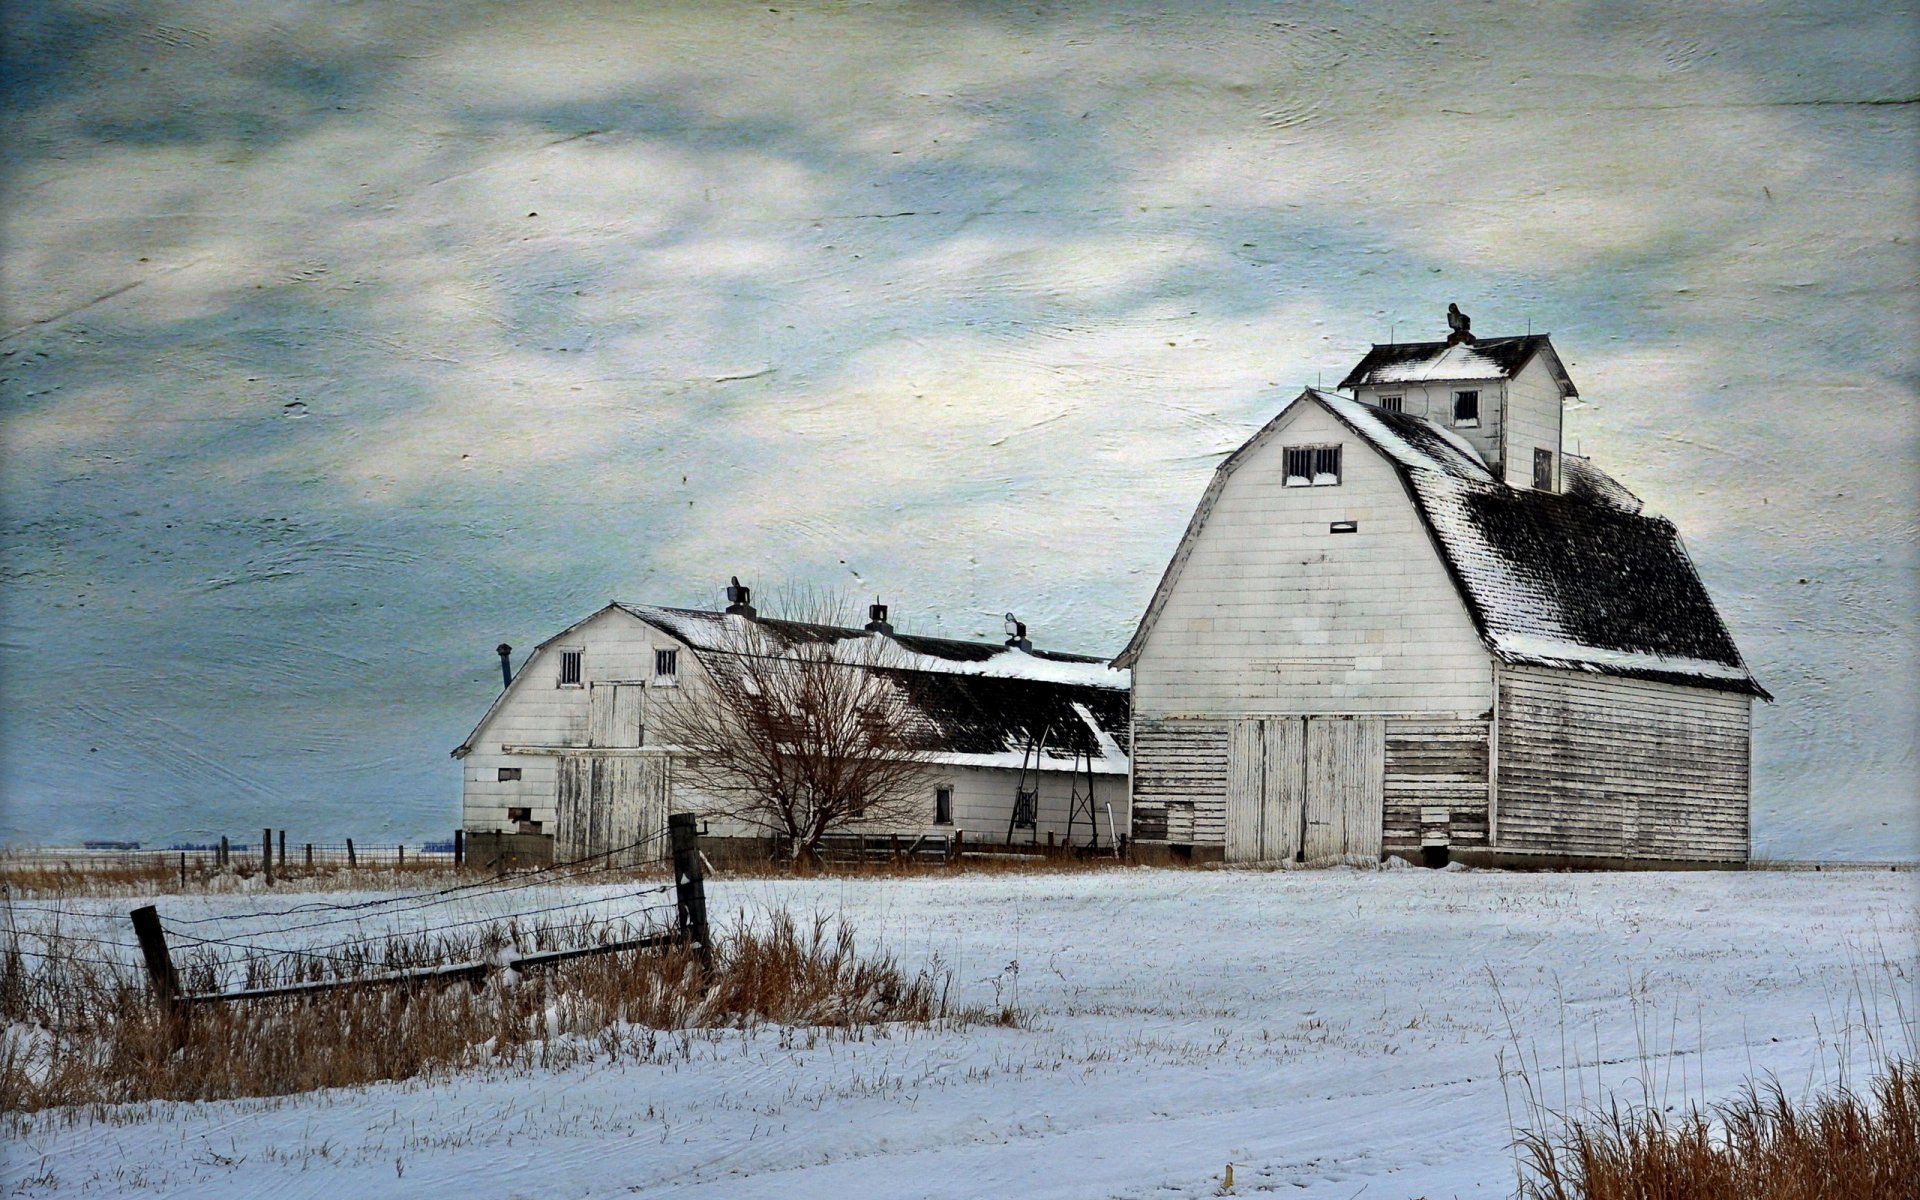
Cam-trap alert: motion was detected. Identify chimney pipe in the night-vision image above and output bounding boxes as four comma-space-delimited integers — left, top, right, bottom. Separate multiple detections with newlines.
495, 643, 513, 689
864, 601, 893, 635
724, 575, 756, 618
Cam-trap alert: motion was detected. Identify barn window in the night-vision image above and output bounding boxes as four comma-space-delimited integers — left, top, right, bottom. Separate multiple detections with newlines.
1453, 390, 1480, 428
496, 767, 522, 782
655, 648, 679, 681
558, 649, 583, 687
1533, 448, 1554, 490
935, 786, 953, 826
1283, 444, 1342, 487
1377, 394, 1404, 414
507, 806, 530, 822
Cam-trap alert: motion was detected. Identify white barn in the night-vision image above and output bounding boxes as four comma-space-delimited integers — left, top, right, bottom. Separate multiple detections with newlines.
454, 597, 1130, 864
1115, 326, 1769, 868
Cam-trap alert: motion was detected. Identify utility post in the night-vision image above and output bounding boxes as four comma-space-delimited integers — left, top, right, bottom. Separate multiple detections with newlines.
262, 827, 273, 887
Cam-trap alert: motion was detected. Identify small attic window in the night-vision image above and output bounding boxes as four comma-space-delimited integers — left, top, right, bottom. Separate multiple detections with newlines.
1377, 395, 1404, 414
655, 648, 679, 681
1453, 390, 1480, 428
1533, 448, 1554, 491
558, 649, 583, 687
1284, 445, 1342, 487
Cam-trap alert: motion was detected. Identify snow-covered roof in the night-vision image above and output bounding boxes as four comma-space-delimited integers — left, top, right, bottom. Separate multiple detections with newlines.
1338, 334, 1577, 397
1116, 389, 1766, 698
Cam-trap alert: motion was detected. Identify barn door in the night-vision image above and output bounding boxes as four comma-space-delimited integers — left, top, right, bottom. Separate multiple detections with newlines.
1225, 718, 1306, 863
554, 754, 669, 864
589, 682, 644, 748
1303, 717, 1384, 862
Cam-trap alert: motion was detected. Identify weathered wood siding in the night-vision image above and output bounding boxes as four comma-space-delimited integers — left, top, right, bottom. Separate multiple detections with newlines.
1499, 356, 1563, 492
1494, 665, 1751, 862
1382, 718, 1490, 857
919, 763, 1129, 846
1130, 718, 1228, 844
1130, 401, 1492, 718
555, 754, 670, 864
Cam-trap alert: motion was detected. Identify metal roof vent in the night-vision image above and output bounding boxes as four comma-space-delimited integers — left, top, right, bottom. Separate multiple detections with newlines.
1003, 612, 1031, 652
864, 601, 893, 635
724, 576, 756, 618
496, 643, 513, 689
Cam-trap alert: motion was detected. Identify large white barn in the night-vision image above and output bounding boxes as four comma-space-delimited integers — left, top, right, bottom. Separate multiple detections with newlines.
1115, 324, 1769, 868
454, 595, 1130, 864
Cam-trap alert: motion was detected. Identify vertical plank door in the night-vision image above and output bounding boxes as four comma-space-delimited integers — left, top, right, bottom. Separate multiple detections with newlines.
1261, 717, 1307, 862
1304, 717, 1386, 861
1225, 720, 1265, 862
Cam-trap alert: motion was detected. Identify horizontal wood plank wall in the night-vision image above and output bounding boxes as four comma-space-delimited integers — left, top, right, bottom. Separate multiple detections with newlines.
1131, 718, 1229, 844
1382, 718, 1490, 856
1496, 666, 1751, 863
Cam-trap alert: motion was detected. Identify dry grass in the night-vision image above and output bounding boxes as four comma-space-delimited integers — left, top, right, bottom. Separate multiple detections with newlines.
0, 854, 465, 899
1515, 1058, 1919, 1199
0, 908, 950, 1115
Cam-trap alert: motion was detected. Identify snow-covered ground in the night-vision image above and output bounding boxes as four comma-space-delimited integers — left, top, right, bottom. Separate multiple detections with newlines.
6, 865, 1913, 1198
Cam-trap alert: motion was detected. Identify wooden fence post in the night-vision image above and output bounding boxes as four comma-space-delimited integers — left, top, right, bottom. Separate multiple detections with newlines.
178, 853, 186, 888
262, 827, 273, 887
129, 905, 180, 1008
346, 838, 356, 868
397, 844, 405, 869
305, 843, 312, 868
951, 828, 964, 864
218, 835, 228, 869
669, 814, 711, 966
453, 829, 464, 868
278, 829, 286, 870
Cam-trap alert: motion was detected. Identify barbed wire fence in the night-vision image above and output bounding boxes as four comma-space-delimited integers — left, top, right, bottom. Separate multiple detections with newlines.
29, 816, 718, 1016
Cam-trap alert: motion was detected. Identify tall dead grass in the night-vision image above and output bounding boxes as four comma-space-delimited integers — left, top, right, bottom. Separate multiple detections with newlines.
0, 908, 949, 1115
1501, 944, 1918, 1199
1514, 1060, 1918, 1199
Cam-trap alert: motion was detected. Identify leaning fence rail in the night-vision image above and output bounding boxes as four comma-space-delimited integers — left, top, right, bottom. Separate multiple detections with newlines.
124, 814, 710, 1014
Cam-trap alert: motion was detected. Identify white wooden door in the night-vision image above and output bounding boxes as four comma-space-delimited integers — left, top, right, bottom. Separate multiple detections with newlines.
555, 755, 669, 864
1261, 717, 1307, 862
1225, 718, 1307, 863
1303, 717, 1384, 862
588, 682, 644, 749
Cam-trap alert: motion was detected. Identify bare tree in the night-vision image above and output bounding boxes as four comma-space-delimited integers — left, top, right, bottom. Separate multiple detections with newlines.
652, 593, 934, 863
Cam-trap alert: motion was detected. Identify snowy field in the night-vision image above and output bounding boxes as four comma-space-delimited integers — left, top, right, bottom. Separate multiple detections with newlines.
5, 865, 1914, 1199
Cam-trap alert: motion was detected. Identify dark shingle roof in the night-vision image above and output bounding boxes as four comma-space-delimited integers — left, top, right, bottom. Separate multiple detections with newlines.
1312, 393, 1766, 697
618, 604, 1131, 769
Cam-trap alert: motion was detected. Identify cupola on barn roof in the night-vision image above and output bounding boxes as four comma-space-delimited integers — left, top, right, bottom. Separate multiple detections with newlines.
1339, 333, 1578, 398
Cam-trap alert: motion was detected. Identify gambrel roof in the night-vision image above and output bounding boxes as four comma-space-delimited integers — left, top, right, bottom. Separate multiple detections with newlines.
1338, 334, 1578, 397
1115, 390, 1767, 698
455, 603, 1131, 771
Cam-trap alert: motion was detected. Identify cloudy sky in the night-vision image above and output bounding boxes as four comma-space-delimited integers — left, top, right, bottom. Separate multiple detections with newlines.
2, 1, 1914, 856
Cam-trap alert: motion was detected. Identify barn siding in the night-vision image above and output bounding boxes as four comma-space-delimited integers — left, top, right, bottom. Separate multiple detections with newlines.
1494, 665, 1751, 863
461, 607, 686, 835
1382, 718, 1490, 857
1130, 402, 1492, 718
1130, 718, 1229, 844
1350, 379, 1507, 476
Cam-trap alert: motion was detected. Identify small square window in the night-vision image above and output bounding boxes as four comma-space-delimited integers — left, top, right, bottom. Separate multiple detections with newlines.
1377, 395, 1403, 414
497, 767, 522, 783
1453, 390, 1480, 427
558, 649, 583, 687
507, 806, 530, 822
935, 786, 953, 826
1283, 444, 1341, 487
1533, 448, 1554, 490
655, 648, 679, 680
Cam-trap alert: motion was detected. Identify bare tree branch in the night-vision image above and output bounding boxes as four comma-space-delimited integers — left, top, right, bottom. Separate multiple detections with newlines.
652, 591, 934, 863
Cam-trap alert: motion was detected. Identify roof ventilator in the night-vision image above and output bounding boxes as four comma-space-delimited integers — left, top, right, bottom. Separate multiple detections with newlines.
1002, 612, 1031, 652
724, 576, 756, 618
864, 601, 893, 635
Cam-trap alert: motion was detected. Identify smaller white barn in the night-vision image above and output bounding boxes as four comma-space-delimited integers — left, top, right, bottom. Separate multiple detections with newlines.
453, 597, 1131, 863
